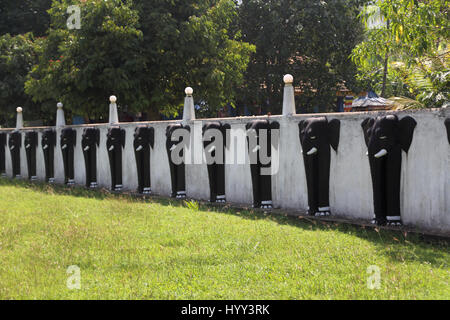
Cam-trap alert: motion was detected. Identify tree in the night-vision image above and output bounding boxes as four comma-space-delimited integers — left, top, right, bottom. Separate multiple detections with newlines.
25, 0, 149, 121
131, 0, 255, 117
25, 0, 255, 120
0, 33, 42, 127
0, 0, 52, 36
352, 0, 449, 107
238, 0, 368, 114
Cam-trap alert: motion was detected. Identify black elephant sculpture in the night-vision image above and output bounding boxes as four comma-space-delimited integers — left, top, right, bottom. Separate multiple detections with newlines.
298, 117, 340, 216
134, 126, 155, 194
0, 132, 7, 176
166, 124, 190, 199
106, 127, 126, 191
246, 119, 280, 209
24, 131, 38, 180
9, 131, 21, 178
203, 121, 230, 203
61, 128, 77, 185
42, 129, 56, 183
445, 118, 450, 145
82, 128, 100, 188
361, 114, 417, 226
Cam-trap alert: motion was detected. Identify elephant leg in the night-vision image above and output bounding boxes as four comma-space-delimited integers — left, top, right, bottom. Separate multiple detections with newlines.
260, 162, 273, 209
90, 148, 97, 186
216, 162, 226, 203
30, 148, 36, 180
176, 162, 186, 199
206, 163, 217, 202
25, 147, 32, 180
166, 142, 177, 198
250, 163, 261, 208
369, 157, 387, 225
317, 149, 331, 216
303, 155, 318, 215
143, 147, 151, 193
115, 148, 123, 190
49, 147, 54, 181
62, 149, 68, 184
15, 150, 21, 177
83, 150, 90, 187
107, 148, 116, 190
43, 148, 49, 181
386, 147, 402, 225
135, 149, 144, 193
68, 148, 75, 184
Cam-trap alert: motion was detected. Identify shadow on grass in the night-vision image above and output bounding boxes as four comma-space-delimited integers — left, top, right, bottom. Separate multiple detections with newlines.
1, 177, 448, 268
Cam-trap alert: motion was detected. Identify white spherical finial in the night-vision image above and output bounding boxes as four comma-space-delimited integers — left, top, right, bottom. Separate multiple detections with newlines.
110, 95, 117, 103
57, 102, 63, 109
283, 74, 294, 84
16, 107, 23, 113
185, 87, 193, 96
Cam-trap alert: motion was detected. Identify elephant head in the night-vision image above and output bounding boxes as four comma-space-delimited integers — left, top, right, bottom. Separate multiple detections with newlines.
361, 115, 417, 158
298, 117, 340, 156
82, 128, 100, 150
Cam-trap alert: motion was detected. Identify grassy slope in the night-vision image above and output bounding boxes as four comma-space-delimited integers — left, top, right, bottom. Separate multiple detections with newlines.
0, 178, 448, 300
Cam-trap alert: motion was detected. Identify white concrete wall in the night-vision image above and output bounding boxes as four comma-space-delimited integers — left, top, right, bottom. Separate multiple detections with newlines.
1, 108, 449, 234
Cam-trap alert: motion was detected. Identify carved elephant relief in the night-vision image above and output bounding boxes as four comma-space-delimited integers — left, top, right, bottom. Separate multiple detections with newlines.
361, 115, 417, 226
298, 117, 340, 217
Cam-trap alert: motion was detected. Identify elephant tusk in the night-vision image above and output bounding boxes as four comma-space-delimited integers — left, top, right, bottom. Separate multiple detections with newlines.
61, 144, 67, 150
84, 146, 90, 151
136, 145, 143, 152
374, 149, 388, 158
108, 145, 115, 151
306, 147, 318, 155
43, 144, 48, 150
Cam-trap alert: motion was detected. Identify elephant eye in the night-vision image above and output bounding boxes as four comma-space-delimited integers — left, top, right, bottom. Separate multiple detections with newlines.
379, 136, 387, 140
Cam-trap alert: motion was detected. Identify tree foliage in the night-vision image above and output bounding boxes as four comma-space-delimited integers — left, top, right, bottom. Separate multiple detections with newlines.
239, 0, 368, 113
0, 33, 42, 127
352, 0, 449, 107
25, 0, 148, 121
0, 0, 52, 36
24, 0, 254, 120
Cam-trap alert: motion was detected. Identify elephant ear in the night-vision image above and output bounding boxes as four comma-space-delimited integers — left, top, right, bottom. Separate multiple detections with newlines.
399, 116, 417, 153
270, 121, 280, 130
361, 118, 375, 147
96, 129, 100, 147
202, 123, 207, 136
327, 119, 340, 151
72, 129, 77, 147
121, 129, 126, 149
269, 121, 280, 150
222, 123, 231, 149
148, 127, 155, 149
298, 120, 307, 147
445, 118, 450, 145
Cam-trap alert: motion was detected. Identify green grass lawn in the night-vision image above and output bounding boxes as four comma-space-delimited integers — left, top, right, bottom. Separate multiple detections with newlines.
0, 178, 448, 300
